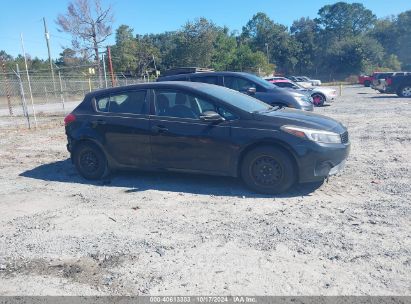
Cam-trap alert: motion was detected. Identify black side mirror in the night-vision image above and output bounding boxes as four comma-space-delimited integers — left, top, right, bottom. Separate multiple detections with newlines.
199, 111, 225, 122
246, 87, 256, 95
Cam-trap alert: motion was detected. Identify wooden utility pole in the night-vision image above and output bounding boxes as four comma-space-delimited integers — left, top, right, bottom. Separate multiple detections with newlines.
102, 53, 108, 88
107, 46, 116, 87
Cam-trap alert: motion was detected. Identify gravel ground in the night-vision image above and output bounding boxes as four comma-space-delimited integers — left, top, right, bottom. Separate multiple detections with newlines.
0, 85, 410, 295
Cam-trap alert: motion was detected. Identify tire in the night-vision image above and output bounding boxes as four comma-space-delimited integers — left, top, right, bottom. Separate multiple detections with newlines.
73, 142, 108, 180
311, 93, 325, 107
241, 146, 296, 194
364, 80, 371, 87
397, 85, 411, 97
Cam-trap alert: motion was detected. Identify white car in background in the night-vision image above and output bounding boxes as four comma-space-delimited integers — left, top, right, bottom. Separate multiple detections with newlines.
287, 76, 322, 87
268, 79, 336, 106
298, 76, 322, 86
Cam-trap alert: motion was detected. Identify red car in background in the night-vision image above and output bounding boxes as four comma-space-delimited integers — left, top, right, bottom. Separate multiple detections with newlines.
358, 75, 374, 87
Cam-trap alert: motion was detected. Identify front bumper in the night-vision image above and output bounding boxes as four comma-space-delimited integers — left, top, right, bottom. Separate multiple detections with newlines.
326, 92, 337, 101
295, 141, 350, 183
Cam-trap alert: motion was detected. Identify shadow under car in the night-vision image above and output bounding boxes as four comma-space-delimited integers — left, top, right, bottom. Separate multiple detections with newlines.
19, 159, 324, 198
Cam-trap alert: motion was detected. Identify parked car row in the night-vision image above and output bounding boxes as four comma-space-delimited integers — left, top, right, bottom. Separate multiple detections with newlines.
370, 72, 411, 97
265, 77, 336, 107
358, 71, 411, 97
63, 68, 350, 194
358, 72, 392, 87
286, 76, 322, 87
157, 70, 314, 111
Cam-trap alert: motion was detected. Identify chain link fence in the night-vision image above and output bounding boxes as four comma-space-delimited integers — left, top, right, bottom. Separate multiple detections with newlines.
0, 68, 148, 129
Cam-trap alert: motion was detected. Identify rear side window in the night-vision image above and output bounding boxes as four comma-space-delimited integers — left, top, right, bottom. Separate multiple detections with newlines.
191, 76, 218, 85
96, 91, 147, 115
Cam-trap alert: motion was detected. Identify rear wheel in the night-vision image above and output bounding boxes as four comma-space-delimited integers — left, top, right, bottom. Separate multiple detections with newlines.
241, 146, 296, 194
397, 85, 411, 97
73, 142, 108, 180
311, 93, 325, 106
364, 80, 371, 87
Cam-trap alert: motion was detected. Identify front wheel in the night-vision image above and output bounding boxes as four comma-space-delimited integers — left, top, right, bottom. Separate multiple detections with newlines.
397, 85, 411, 97
311, 93, 325, 106
73, 142, 108, 180
241, 147, 296, 194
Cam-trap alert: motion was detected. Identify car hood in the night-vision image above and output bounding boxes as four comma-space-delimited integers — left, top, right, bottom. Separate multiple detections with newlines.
267, 87, 310, 98
256, 108, 346, 133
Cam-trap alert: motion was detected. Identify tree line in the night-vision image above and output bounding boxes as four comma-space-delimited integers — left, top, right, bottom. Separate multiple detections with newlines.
1, 1, 410, 81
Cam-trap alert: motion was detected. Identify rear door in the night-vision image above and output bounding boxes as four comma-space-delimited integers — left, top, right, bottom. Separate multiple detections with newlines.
92, 89, 151, 167
149, 88, 236, 174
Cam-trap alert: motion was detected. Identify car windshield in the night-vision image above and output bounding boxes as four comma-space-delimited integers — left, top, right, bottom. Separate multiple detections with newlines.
196, 84, 272, 113
241, 73, 277, 90
276, 81, 301, 90
289, 81, 305, 89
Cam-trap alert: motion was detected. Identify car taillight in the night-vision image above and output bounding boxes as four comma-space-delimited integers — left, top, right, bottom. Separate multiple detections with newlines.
386, 78, 392, 85
64, 113, 76, 126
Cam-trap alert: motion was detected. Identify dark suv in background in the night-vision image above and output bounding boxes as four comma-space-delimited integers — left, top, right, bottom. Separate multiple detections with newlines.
157, 68, 314, 111
385, 73, 411, 97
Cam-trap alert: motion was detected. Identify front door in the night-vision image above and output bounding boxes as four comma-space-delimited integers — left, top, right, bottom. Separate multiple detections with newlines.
149, 88, 236, 174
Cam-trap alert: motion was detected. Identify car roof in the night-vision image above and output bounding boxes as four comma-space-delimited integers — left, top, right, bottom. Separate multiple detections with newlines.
158, 71, 258, 79
84, 81, 222, 98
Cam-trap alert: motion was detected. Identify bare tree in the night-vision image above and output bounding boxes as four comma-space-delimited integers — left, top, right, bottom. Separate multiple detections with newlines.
56, 0, 114, 85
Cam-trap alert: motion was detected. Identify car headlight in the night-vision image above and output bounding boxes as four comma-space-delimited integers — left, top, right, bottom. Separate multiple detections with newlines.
281, 125, 342, 144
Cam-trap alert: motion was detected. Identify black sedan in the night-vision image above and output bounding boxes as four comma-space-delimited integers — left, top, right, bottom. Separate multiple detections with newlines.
64, 82, 350, 194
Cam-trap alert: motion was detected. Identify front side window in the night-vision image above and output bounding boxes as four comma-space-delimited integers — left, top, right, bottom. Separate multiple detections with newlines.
96, 91, 147, 115
153, 89, 236, 120
224, 76, 256, 92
